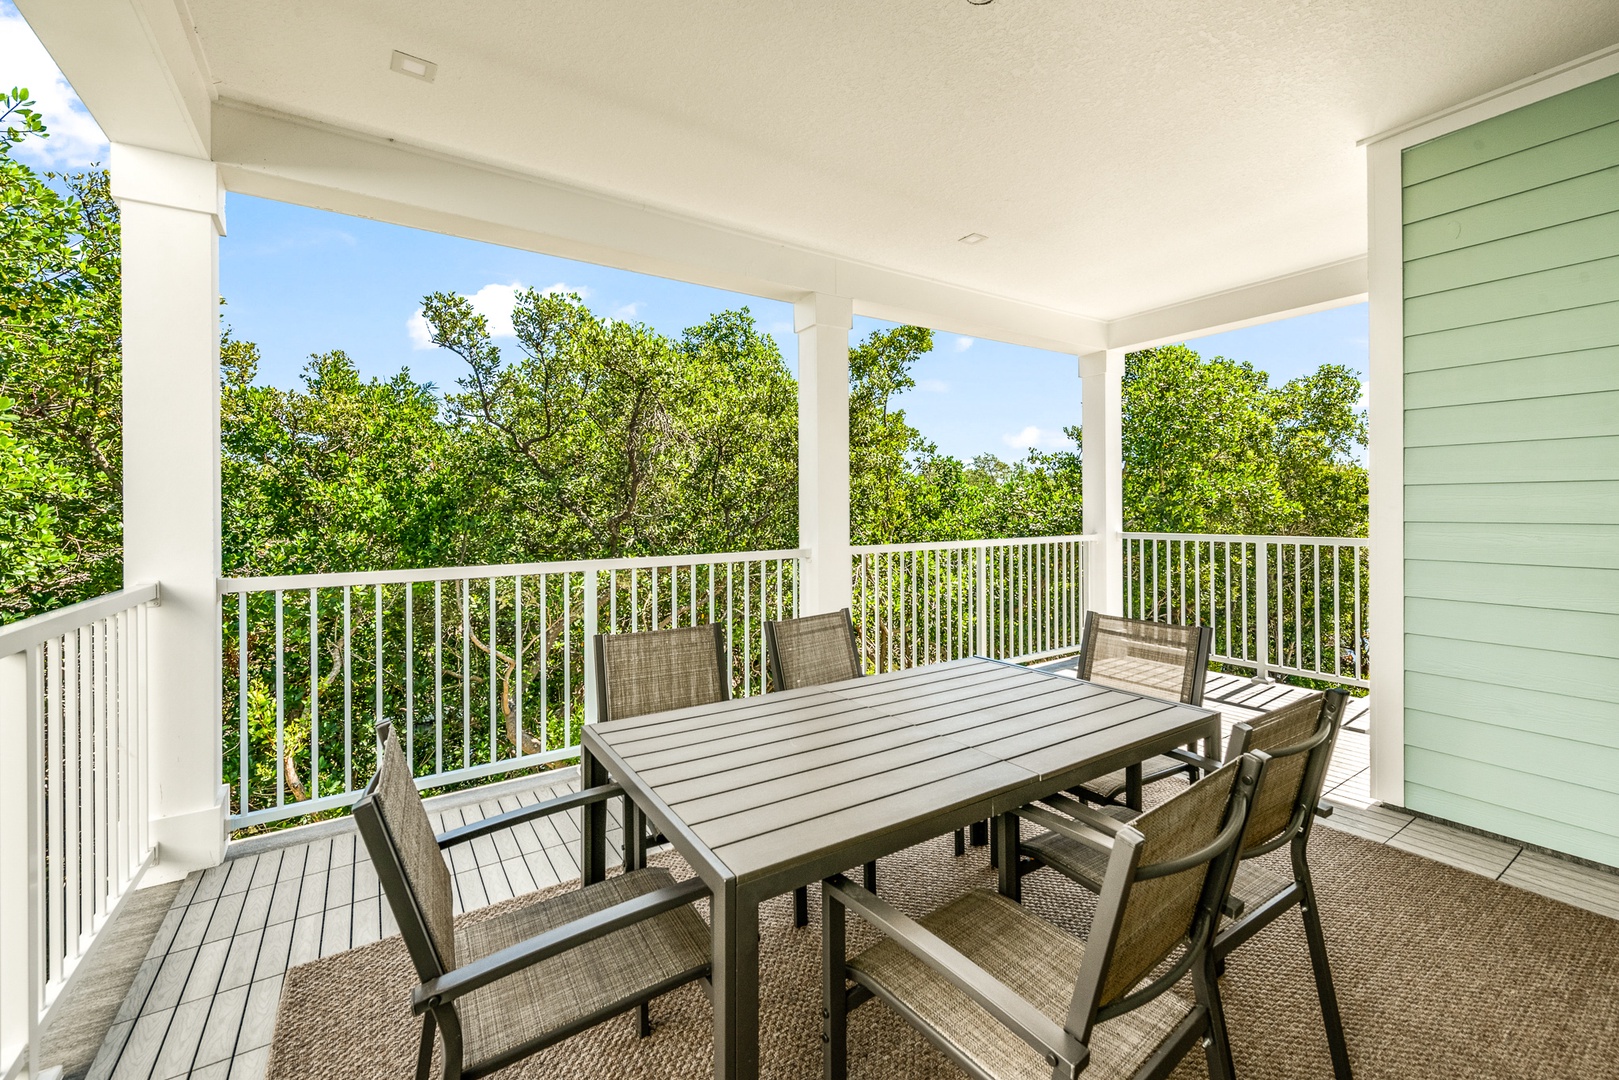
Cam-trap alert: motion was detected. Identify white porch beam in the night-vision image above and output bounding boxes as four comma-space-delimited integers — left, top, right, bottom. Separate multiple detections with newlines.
15, 0, 212, 158
209, 102, 1106, 355
795, 293, 855, 617
1106, 256, 1368, 352
112, 144, 228, 881
1079, 349, 1125, 617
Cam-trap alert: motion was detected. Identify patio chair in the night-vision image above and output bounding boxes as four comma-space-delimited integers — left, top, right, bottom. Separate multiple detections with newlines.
594, 622, 731, 873
1018, 689, 1354, 1079
763, 607, 878, 926
1071, 611, 1215, 809
354, 724, 712, 1080
823, 754, 1265, 1080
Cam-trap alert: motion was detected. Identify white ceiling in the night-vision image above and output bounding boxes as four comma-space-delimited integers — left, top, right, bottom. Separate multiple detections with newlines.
117, 1, 1619, 319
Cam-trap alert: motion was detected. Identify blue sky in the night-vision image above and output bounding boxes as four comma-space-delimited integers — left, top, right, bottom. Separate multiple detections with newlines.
4, 0, 1366, 463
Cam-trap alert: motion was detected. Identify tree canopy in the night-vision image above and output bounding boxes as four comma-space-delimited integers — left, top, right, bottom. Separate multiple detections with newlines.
0, 99, 1368, 621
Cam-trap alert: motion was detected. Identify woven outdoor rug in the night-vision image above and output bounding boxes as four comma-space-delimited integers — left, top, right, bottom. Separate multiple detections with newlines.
267, 827, 1619, 1079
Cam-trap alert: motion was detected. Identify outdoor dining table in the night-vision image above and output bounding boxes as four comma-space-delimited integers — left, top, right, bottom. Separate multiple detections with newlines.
578, 655, 1220, 1080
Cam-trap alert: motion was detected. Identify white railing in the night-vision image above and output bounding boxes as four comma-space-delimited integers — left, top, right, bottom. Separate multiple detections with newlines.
0, 584, 159, 1080
851, 536, 1096, 673
1122, 533, 1369, 687
220, 550, 802, 831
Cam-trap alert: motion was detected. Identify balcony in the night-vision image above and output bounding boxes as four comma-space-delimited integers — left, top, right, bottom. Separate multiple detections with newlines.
6, 3, 1619, 1078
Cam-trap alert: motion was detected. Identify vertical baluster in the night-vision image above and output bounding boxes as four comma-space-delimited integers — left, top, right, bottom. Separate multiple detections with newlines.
343, 587, 352, 793
46, 637, 62, 983
238, 593, 248, 816
725, 563, 735, 690
434, 581, 443, 776
631, 568, 639, 632
1332, 546, 1343, 679
692, 561, 700, 626
1354, 545, 1364, 681
651, 564, 660, 631
461, 579, 471, 770
759, 559, 767, 685
274, 592, 285, 808
113, 611, 126, 888
65, 628, 80, 955
1291, 543, 1301, 673
540, 574, 549, 753
515, 576, 524, 754
742, 561, 752, 695
95, 619, 108, 918
1312, 545, 1321, 676
489, 578, 498, 764
406, 583, 415, 767
309, 588, 319, 801
563, 573, 573, 743
374, 585, 384, 745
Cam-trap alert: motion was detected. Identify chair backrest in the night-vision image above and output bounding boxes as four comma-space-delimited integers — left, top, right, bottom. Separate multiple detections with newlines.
353, 724, 456, 983
1066, 753, 1262, 1039
764, 608, 861, 691
1077, 612, 1213, 705
594, 623, 731, 723
1225, 688, 1347, 854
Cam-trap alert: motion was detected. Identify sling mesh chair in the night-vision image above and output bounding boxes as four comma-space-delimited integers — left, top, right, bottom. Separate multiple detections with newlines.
1017, 689, 1354, 1079
822, 754, 1264, 1080
353, 724, 712, 1080
594, 622, 731, 873
763, 608, 878, 927
1071, 612, 1215, 810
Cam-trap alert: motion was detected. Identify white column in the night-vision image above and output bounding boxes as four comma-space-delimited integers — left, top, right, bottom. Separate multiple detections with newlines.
1365, 136, 1406, 806
795, 293, 854, 615
1079, 348, 1125, 616
112, 145, 228, 880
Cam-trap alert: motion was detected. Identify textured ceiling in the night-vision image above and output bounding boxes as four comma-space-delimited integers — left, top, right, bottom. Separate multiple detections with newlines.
185, 0, 1619, 319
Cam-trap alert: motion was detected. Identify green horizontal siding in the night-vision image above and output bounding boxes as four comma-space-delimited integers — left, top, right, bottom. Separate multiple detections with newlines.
1404, 346, 1619, 407
1403, 72, 1619, 184
1405, 390, 1619, 445
1408, 670, 1619, 746
1405, 209, 1619, 297
1401, 74, 1619, 865
1405, 481, 1619, 524
1404, 522, 1619, 570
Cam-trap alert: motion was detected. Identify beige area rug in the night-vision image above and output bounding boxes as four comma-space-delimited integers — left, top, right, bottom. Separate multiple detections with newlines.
268, 828, 1619, 1079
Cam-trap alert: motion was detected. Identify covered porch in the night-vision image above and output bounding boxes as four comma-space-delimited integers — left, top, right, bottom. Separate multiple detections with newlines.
5, 2, 1619, 1078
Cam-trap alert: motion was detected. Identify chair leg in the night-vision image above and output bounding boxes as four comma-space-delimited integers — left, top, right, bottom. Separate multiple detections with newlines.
623, 801, 642, 871
953, 828, 966, 857
988, 822, 999, 869
1191, 952, 1236, 1080
794, 885, 809, 928
437, 1008, 465, 1080
863, 861, 877, 894
415, 1012, 437, 1080
637, 1000, 652, 1038
969, 819, 989, 847
1299, 869, 1353, 1079
822, 883, 848, 1080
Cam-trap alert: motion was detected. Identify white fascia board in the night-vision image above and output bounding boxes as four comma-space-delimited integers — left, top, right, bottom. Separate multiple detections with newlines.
212, 101, 1106, 354
15, 0, 212, 159
1359, 41, 1619, 152
1105, 256, 1368, 352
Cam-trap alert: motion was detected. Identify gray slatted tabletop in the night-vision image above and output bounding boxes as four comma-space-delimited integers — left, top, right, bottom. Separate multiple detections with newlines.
579, 656, 1219, 1080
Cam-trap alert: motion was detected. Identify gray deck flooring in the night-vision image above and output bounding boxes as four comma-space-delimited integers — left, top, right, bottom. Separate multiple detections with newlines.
58, 671, 1619, 1080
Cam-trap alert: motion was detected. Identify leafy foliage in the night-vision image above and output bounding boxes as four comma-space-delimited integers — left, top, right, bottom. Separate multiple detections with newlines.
0, 89, 122, 621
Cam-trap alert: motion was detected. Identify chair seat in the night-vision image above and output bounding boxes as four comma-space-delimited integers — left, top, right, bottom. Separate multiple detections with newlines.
1076, 756, 1190, 802
455, 867, 710, 1067
847, 890, 1191, 1080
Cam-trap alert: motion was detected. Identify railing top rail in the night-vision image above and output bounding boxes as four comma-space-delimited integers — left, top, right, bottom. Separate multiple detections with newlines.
219, 548, 809, 594
0, 582, 161, 655
1121, 531, 1369, 546
851, 534, 1097, 556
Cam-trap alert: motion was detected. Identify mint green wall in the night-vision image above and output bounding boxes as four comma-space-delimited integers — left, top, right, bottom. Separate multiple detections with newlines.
1402, 73, 1619, 866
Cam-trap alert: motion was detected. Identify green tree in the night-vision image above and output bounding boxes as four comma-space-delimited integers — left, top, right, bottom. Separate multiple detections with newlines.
0, 88, 123, 621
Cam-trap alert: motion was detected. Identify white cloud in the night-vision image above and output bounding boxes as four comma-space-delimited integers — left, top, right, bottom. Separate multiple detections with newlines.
1002, 425, 1074, 451
916, 378, 950, 394
407, 281, 539, 350
609, 301, 643, 321
541, 281, 591, 300
0, 8, 109, 168
952, 336, 975, 352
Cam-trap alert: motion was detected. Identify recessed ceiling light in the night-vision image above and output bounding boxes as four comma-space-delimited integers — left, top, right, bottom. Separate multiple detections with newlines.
390, 50, 437, 82
959, 232, 988, 245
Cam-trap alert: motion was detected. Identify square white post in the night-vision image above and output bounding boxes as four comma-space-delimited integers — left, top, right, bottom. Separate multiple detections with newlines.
1079, 348, 1125, 616
795, 293, 854, 616
112, 145, 229, 880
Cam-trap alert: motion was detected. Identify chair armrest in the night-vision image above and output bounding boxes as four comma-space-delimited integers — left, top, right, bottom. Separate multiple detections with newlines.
1014, 802, 1119, 853
436, 783, 624, 849
413, 875, 709, 1011
825, 876, 1088, 1079
1163, 747, 1222, 773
